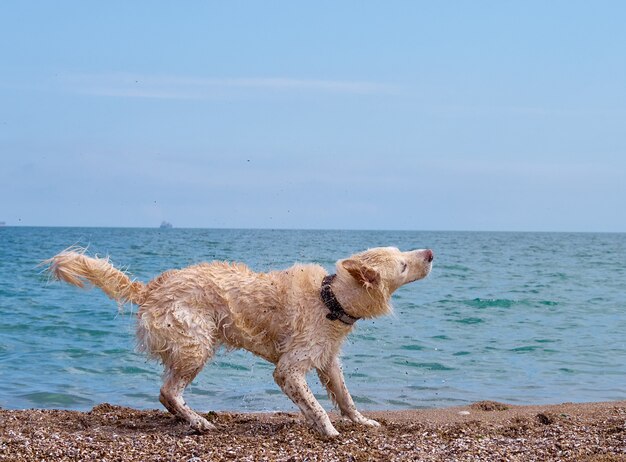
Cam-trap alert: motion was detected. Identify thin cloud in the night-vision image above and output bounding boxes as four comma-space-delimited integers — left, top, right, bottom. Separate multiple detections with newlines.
430, 103, 587, 118
62, 73, 400, 99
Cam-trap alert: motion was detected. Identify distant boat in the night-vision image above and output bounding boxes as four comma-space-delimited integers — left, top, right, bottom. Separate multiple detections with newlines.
159, 221, 173, 229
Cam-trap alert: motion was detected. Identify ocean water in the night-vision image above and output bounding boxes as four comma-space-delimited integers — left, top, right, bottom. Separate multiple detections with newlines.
0, 227, 624, 413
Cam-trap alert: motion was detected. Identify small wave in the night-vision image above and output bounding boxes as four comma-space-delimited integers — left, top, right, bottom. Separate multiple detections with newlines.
431, 334, 450, 340
214, 361, 250, 371
19, 392, 92, 407
461, 298, 559, 309
510, 345, 538, 353
385, 398, 413, 408
109, 365, 155, 375
399, 360, 455, 371
186, 387, 218, 397
454, 317, 484, 324
440, 264, 472, 272
400, 344, 425, 351
464, 298, 516, 308
352, 395, 378, 405
347, 372, 368, 378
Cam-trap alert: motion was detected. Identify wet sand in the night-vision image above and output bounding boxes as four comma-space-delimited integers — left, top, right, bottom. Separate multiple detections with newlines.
1, 401, 625, 461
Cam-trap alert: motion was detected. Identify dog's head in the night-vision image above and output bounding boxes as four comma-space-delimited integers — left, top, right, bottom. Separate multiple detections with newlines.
335, 247, 433, 318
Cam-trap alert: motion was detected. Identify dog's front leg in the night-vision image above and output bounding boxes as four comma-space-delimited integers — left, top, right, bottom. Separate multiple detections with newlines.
317, 357, 380, 428
274, 355, 339, 437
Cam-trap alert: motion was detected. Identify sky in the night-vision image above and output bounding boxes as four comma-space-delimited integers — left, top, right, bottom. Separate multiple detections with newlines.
1, 1, 625, 232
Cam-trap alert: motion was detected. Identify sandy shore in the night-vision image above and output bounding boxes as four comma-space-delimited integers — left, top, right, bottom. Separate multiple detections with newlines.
1, 401, 624, 461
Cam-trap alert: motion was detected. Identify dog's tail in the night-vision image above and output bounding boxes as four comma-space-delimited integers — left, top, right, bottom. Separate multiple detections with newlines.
44, 247, 147, 306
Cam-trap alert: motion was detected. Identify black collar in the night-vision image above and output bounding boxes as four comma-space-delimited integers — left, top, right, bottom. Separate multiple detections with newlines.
320, 274, 359, 326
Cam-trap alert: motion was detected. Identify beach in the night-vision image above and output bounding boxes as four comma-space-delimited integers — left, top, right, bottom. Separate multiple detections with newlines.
1, 401, 624, 461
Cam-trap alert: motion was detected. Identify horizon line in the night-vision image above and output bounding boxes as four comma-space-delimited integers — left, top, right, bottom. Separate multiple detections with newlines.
1, 224, 624, 234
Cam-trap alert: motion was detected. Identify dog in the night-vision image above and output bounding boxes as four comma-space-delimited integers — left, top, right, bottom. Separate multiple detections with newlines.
45, 246, 433, 436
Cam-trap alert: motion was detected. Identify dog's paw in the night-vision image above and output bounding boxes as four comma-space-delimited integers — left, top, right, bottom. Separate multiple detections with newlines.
359, 417, 381, 427
321, 426, 340, 438
190, 416, 216, 433
314, 422, 340, 438
346, 413, 381, 427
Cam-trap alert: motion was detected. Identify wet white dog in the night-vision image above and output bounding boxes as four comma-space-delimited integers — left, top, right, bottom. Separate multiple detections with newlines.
46, 246, 433, 436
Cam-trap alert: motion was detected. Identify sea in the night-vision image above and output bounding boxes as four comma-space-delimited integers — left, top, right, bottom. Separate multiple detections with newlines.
0, 227, 624, 413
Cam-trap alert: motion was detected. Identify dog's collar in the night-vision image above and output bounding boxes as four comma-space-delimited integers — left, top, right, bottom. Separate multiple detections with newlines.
320, 274, 359, 326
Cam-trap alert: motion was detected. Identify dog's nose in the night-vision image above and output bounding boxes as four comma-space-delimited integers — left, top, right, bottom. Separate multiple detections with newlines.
425, 249, 434, 263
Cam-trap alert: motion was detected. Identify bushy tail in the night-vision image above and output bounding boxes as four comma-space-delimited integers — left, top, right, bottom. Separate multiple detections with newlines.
44, 247, 147, 306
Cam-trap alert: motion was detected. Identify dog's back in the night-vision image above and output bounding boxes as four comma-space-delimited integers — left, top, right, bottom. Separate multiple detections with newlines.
138, 261, 335, 362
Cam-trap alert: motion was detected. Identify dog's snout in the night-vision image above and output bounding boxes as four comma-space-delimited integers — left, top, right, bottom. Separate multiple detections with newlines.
424, 249, 434, 263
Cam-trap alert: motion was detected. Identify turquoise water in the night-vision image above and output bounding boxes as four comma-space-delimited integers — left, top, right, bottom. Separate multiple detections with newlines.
1, 227, 624, 412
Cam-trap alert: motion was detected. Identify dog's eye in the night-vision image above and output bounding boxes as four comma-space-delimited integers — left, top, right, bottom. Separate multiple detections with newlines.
401, 262, 408, 273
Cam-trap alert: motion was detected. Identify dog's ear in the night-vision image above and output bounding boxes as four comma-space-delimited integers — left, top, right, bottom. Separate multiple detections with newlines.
342, 259, 381, 289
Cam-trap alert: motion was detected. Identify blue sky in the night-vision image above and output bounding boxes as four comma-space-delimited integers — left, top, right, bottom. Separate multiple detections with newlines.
1, 1, 625, 231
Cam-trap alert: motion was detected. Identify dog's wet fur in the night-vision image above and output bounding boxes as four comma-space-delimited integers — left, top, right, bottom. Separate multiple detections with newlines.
45, 246, 433, 436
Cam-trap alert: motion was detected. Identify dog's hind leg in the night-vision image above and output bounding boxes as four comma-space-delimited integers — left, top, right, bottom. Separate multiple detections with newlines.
159, 366, 215, 432
140, 303, 219, 432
